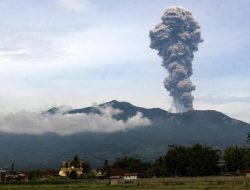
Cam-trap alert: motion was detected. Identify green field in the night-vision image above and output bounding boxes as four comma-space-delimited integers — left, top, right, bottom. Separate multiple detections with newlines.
1, 177, 250, 190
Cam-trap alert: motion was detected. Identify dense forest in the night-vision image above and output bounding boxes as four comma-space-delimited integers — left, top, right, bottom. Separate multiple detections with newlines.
25, 144, 250, 179
100, 144, 250, 177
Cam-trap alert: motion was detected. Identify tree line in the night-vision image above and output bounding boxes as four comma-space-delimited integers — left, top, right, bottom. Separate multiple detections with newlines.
19, 144, 250, 179
100, 144, 250, 177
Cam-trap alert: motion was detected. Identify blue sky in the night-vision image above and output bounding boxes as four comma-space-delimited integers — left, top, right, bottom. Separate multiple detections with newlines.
0, 0, 249, 123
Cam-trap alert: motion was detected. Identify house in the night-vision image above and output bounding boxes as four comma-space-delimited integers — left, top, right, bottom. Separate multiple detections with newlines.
123, 173, 138, 181
110, 176, 123, 185
240, 168, 250, 177
92, 167, 105, 178
0, 170, 6, 182
40, 170, 58, 178
5, 173, 28, 182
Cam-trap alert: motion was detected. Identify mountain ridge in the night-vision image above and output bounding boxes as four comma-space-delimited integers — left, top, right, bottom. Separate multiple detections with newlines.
0, 100, 249, 170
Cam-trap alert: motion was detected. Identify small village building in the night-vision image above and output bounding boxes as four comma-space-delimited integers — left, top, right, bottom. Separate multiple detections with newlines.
92, 168, 105, 178
5, 173, 28, 182
0, 170, 6, 182
123, 173, 138, 181
110, 176, 123, 185
240, 168, 250, 177
40, 170, 58, 178
17, 173, 28, 181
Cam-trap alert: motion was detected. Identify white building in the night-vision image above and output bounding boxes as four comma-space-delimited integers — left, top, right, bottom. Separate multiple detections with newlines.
123, 173, 138, 181
59, 166, 83, 177
59, 157, 84, 177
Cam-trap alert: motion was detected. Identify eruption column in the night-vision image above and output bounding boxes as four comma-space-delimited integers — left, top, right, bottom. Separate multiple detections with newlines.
149, 6, 203, 112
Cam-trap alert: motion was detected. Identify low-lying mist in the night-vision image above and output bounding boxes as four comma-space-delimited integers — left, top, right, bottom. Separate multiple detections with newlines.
0, 104, 151, 135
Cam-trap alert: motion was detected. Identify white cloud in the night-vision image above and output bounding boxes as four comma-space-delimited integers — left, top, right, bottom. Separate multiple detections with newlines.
0, 105, 151, 135
0, 1, 249, 125
0, 49, 30, 56
0, 25, 152, 81
54, 26, 151, 68
57, 0, 90, 13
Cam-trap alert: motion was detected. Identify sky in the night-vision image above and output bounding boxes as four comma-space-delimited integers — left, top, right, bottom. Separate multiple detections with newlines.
0, 0, 249, 124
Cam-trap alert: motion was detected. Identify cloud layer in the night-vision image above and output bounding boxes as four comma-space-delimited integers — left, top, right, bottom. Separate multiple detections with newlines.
0, 1, 249, 124
0, 105, 151, 135
57, 0, 90, 13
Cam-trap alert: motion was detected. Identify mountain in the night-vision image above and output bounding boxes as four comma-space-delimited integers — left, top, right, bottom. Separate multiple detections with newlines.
0, 100, 249, 170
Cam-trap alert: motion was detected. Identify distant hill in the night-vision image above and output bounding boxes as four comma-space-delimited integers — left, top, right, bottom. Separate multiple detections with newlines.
0, 100, 249, 170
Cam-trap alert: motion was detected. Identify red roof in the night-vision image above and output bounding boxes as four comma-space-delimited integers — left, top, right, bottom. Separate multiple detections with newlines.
240, 168, 250, 173
110, 176, 122, 179
123, 173, 138, 176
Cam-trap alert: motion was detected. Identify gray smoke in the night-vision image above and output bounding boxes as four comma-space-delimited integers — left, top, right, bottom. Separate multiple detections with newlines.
149, 6, 203, 112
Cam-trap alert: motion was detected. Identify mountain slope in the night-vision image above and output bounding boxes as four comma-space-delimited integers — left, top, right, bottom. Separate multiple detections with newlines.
0, 100, 249, 170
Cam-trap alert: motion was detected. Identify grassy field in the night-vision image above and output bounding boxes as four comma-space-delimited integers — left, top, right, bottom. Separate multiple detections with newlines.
1, 176, 250, 190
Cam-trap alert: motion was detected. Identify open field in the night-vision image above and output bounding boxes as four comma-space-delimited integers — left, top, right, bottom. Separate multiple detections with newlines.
1, 177, 250, 190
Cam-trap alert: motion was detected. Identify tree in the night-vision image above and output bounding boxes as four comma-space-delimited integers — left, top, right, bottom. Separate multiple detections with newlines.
10, 162, 15, 174
83, 162, 91, 173
71, 155, 80, 167
111, 156, 151, 176
68, 170, 77, 179
247, 132, 250, 144
154, 144, 221, 176
223, 146, 250, 172
186, 144, 221, 176
151, 156, 168, 176
102, 160, 111, 177
164, 145, 189, 176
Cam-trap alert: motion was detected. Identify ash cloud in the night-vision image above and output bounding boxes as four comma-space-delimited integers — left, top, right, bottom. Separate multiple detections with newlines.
149, 6, 203, 112
0, 105, 151, 136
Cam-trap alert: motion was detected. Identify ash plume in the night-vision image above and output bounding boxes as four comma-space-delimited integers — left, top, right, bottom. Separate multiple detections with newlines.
149, 6, 203, 112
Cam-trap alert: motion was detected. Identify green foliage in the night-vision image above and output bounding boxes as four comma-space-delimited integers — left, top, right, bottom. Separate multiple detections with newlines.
84, 171, 95, 178
1, 177, 250, 190
83, 162, 91, 173
152, 144, 221, 176
223, 146, 250, 172
26, 170, 42, 180
151, 156, 167, 176
101, 160, 111, 177
70, 155, 80, 168
68, 170, 77, 179
13, 144, 250, 180
247, 132, 250, 144
112, 156, 151, 176
91, 144, 222, 177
